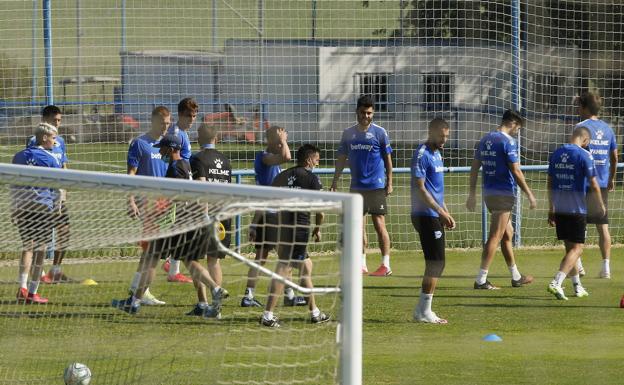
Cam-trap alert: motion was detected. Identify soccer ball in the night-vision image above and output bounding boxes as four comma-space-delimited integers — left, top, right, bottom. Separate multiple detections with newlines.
63, 362, 91, 385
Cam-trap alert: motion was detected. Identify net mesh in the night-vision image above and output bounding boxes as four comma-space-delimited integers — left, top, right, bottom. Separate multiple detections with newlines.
0, 165, 345, 385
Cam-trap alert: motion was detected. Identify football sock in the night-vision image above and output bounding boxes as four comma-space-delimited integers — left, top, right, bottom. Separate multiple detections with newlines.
262, 310, 273, 320
508, 264, 521, 281
570, 274, 581, 285
169, 260, 181, 277
476, 269, 488, 285
212, 286, 222, 299
245, 287, 254, 299
50, 264, 61, 275
576, 257, 584, 270
382, 255, 390, 269
311, 307, 321, 318
553, 271, 566, 287
285, 288, 295, 300
130, 272, 141, 292
602, 259, 610, 273
362, 254, 367, 269
28, 280, 39, 295
19, 273, 28, 289
419, 292, 433, 314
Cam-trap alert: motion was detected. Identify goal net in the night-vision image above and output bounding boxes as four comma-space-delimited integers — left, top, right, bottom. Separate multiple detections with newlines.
0, 163, 362, 385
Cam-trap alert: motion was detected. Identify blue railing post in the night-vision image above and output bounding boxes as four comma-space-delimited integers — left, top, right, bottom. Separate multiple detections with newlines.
511, 0, 522, 247
235, 174, 242, 252
43, 0, 54, 105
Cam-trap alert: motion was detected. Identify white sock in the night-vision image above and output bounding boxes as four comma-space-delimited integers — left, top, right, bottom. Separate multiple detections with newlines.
40, 269, 46, 278
553, 271, 566, 287
19, 273, 28, 289
130, 272, 141, 292
212, 286, 222, 298
50, 264, 61, 274
418, 291, 433, 314
382, 255, 390, 269
570, 274, 581, 285
245, 287, 254, 299
311, 307, 321, 318
508, 264, 522, 281
602, 259, 610, 273
198, 302, 208, 309
262, 310, 273, 320
285, 287, 295, 300
362, 254, 367, 268
576, 258, 584, 270
169, 259, 181, 277
476, 269, 488, 285
28, 280, 39, 294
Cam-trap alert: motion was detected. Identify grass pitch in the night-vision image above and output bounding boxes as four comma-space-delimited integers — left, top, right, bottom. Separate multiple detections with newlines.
1, 247, 623, 384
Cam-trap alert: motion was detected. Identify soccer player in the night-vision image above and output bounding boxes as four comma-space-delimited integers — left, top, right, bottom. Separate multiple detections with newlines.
410, 118, 455, 324
24, 105, 72, 284
574, 91, 618, 279
330, 95, 393, 276
125, 106, 171, 305
186, 122, 233, 316
241, 125, 304, 308
12, 123, 62, 303
466, 109, 537, 290
162, 97, 198, 283
546, 126, 605, 300
260, 144, 330, 328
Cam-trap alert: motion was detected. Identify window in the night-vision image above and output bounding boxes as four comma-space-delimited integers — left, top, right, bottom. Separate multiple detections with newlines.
424, 72, 453, 110
357, 73, 392, 112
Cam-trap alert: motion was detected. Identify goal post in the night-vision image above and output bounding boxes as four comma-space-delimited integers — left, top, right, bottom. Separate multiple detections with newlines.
0, 163, 362, 385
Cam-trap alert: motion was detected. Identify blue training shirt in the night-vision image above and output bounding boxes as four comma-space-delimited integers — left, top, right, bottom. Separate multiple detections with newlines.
576, 119, 617, 188
337, 123, 392, 190
167, 123, 192, 160
27, 135, 68, 166
254, 150, 281, 186
411, 143, 445, 217
127, 133, 167, 177
12, 147, 62, 210
475, 130, 519, 197
548, 144, 596, 215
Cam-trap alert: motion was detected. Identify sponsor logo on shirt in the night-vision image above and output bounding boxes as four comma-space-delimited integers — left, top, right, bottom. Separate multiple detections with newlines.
288, 175, 296, 186
150, 152, 162, 159
485, 140, 493, 150
350, 143, 373, 151
596, 130, 604, 140
366, 132, 374, 140
214, 158, 223, 169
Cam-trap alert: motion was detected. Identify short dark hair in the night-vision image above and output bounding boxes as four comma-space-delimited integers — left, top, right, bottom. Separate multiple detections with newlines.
501, 109, 524, 127
41, 105, 61, 118
151, 105, 170, 118
428, 118, 449, 132
296, 144, 320, 166
578, 91, 601, 116
573, 125, 591, 140
178, 97, 199, 115
356, 95, 374, 110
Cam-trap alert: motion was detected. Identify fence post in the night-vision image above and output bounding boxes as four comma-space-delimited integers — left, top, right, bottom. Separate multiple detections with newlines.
43, 0, 53, 105
511, 0, 522, 247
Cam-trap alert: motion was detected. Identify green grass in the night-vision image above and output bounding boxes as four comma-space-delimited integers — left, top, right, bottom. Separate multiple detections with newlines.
1, 247, 623, 384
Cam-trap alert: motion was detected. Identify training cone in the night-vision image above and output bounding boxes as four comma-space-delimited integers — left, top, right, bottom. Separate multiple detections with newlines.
482, 334, 502, 342
81, 278, 98, 286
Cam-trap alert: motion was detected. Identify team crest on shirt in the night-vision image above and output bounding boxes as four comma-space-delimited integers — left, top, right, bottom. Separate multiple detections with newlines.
485, 140, 493, 150
596, 130, 604, 140
214, 158, 223, 169
26, 157, 36, 166
366, 132, 374, 140
288, 175, 297, 186
560, 152, 569, 163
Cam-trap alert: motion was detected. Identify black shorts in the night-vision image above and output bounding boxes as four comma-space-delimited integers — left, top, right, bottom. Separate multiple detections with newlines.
253, 212, 278, 250
149, 228, 205, 262
12, 204, 59, 247
205, 220, 232, 259
351, 188, 387, 215
555, 213, 586, 244
278, 226, 310, 262
484, 195, 515, 213
411, 215, 445, 262
586, 188, 609, 225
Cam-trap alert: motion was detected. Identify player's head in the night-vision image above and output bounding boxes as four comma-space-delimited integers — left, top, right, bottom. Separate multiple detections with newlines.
571, 125, 591, 148
154, 134, 182, 162
35, 122, 58, 150
356, 95, 375, 128
177, 97, 199, 130
296, 144, 321, 169
41, 105, 62, 128
266, 125, 287, 146
197, 122, 218, 145
501, 109, 524, 136
577, 91, 601, 117
151, 106, 171, 136
427, 118, 450, 150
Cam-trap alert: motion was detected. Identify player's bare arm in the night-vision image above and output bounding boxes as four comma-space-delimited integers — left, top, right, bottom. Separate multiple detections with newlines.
383, 153, 393, 196
312, 212, 324, 242
465, 158, 481, 211
608, 148, 618, 191
127, 166, 140, 219
588, 176, 607, 218
330, 154, 348, 191
509, 162, 537, 209
547, 176, 556, 227
262, 129, 291, 165
415, 178, 455, 229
